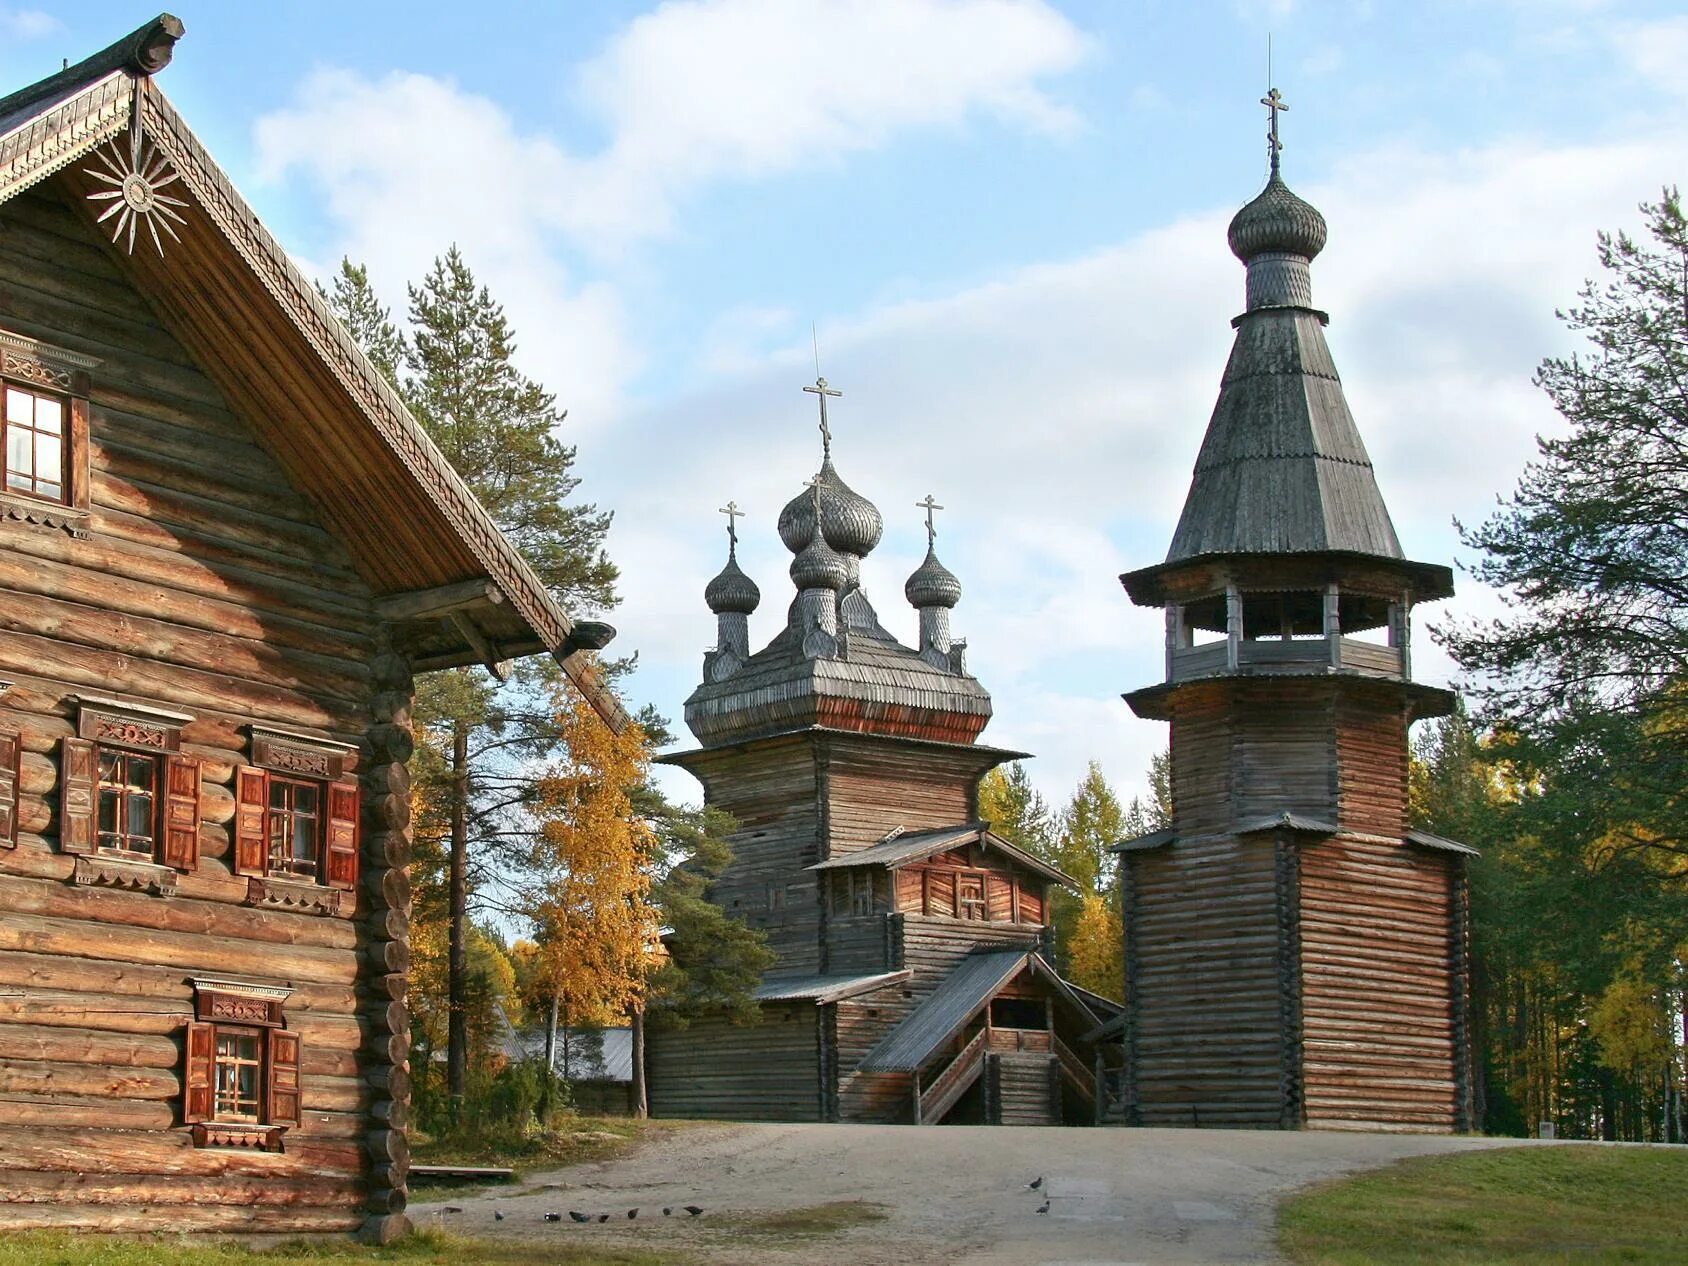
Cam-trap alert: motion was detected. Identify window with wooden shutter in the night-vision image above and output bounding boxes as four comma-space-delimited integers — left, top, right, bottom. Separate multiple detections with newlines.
323, 778, 359, 891
0, 728, 18, 848
233, 765, 268, 876
160, 754, 201, 871
59, 736, 97, 855
267, 1029, 302, 1128
183, 1019, 215, 1124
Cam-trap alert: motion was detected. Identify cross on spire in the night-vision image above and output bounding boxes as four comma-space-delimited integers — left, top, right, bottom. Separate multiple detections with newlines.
803, 376, 842, 459
718, 499, 744, 549
916, 493, 944, 548
1261, 86, 1288, 175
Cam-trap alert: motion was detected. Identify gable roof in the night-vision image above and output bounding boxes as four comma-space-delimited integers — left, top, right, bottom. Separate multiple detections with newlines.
807, 822, 1075, 887
0, 16, 625, 728
857, 950, 1100, 1072
754, 970, 911, 1004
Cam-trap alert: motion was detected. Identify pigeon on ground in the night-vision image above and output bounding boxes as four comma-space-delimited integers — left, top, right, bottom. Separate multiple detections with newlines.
597, 1214, 611, 1223
493, 1211, 504, 1221
1036, 1200, 1051, 1215
1027, 1176, 1044, 1191
627, 1209, 639, 1219
684, 1206, 704, 1217
568, 1212, 590, 1223
663, 1208, 673, 1216
543, 1212, 562, 1223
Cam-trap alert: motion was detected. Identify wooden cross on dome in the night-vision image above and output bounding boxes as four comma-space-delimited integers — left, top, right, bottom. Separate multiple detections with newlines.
1261, 86, 1288, 175
803, 376, 842, 459
718, 499, 744, 548
917, 493, 944, 548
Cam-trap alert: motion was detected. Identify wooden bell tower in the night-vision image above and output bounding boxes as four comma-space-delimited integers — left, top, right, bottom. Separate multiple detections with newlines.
1112, 94, 1475, 1132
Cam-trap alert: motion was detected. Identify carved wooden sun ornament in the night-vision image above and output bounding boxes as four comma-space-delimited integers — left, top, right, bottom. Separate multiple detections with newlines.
85, 97, 185, 256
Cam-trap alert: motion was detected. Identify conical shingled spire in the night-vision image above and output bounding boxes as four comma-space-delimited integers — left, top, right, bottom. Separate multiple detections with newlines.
1163, 156, 1401, 564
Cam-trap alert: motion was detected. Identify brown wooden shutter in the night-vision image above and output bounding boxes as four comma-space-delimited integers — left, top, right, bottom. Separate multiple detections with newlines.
59, 737, 97, 856
267, 1029, 301, 1127
183, 1020, 215, 1123
323, 778, 359, 892
0, 729, 18, 848
161, 755, 201, 872
233, 766, 268, 876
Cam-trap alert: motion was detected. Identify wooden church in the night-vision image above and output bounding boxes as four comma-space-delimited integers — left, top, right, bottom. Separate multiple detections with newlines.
649, 393, 1114, 1125
0, 16, 622, 1239
1103, 94, 1475, 1132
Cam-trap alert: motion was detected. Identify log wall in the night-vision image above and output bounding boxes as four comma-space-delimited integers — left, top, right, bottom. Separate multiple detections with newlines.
645, 1003, 821, 1121
1298, 837, 1461, 1132
0, 184, 411, 1237
1122, 835, 1285, 1126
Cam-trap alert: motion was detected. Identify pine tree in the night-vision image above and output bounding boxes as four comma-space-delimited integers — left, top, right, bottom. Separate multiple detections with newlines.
319, 259, 406, 389
325, 250, 620, 1117
1440, 189, 1688, 860
977, 762, 1054, 855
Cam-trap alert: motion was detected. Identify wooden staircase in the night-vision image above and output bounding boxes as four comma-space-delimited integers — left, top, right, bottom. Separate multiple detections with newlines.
914, 1028, 988, 1125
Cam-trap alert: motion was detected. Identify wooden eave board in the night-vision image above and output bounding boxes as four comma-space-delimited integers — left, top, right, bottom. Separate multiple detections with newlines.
807, 823, 1076, 888
0, 71, 625, 726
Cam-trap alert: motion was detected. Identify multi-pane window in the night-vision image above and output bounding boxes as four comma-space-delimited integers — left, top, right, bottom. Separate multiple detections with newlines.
958, 875, 987, 921
3, 383, 66, 502
97, 750, 159, 859
213, 1029, 264, 1122
266, 777, 320, 878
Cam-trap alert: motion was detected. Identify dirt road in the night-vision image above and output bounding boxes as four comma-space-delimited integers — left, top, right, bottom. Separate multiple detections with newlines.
411, 1122, 1514, 1264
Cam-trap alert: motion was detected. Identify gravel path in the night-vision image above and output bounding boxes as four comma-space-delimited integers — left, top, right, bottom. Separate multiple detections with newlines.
411, 1122, 1518, 1264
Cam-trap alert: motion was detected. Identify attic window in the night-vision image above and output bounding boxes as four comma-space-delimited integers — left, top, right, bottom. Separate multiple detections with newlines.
0, 329, 97, 535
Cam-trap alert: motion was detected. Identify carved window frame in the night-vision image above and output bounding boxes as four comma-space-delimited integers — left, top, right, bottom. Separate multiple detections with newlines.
62, 697, 199, 893
235, 726, 360, 912
184, 978, 300, 1151
0, 329, 98, 537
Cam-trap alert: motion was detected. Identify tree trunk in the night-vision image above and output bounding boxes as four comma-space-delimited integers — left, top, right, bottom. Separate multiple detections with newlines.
540, 991, 559, 1122
447, 720, 470, 1118
629, 1004, 647, 1119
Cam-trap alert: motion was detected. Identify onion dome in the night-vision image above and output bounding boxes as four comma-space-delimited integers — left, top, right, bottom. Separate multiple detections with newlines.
1227, 175, 1327, 262
905, 546, 962, 609
705, 547, 760, 614
790, 524, 849, 592
777, 459, 884, 559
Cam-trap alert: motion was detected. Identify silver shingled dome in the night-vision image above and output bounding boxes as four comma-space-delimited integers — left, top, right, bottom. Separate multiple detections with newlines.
1227, 175, 1327, 262
777, 459, 885, 560
789, 524, 849, 592
904, 546, 962, 609
705, 548, 760, 614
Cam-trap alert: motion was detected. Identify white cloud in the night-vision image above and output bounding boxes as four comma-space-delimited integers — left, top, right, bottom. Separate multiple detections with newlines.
1, 9, 61, 39
566, 0, 1089, 245
1617, 15, 1688, 100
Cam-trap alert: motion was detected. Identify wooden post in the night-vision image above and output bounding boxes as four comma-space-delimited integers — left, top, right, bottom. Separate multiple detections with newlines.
1164, 605, 1180, 680
1323, 584, 1342, 669
1225, 584, 1242, 671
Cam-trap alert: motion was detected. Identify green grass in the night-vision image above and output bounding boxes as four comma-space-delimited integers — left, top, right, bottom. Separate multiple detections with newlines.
0, 1228, 672, 1266
409, 1115, 667, 1178
1279, 1144, 1688, 1265
717, 1200, 889, 1237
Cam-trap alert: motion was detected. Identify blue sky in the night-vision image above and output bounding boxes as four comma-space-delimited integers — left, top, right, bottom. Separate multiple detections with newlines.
7, 1, 1687, 810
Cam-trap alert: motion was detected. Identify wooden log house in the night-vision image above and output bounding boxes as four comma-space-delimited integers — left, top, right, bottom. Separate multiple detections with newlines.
648, 409, 1115, 1125
0, 16, 623, 1239
1101, 96, 1476, 1132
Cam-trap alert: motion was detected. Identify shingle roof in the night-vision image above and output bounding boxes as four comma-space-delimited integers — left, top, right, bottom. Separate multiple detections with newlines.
753, 970, 910, 1004
807, 822, 1074, 887
1406, 829, 1480, 857
857, 951, 1030, 1072
683, 590, 992, 747
1165, 307, 1403, 564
